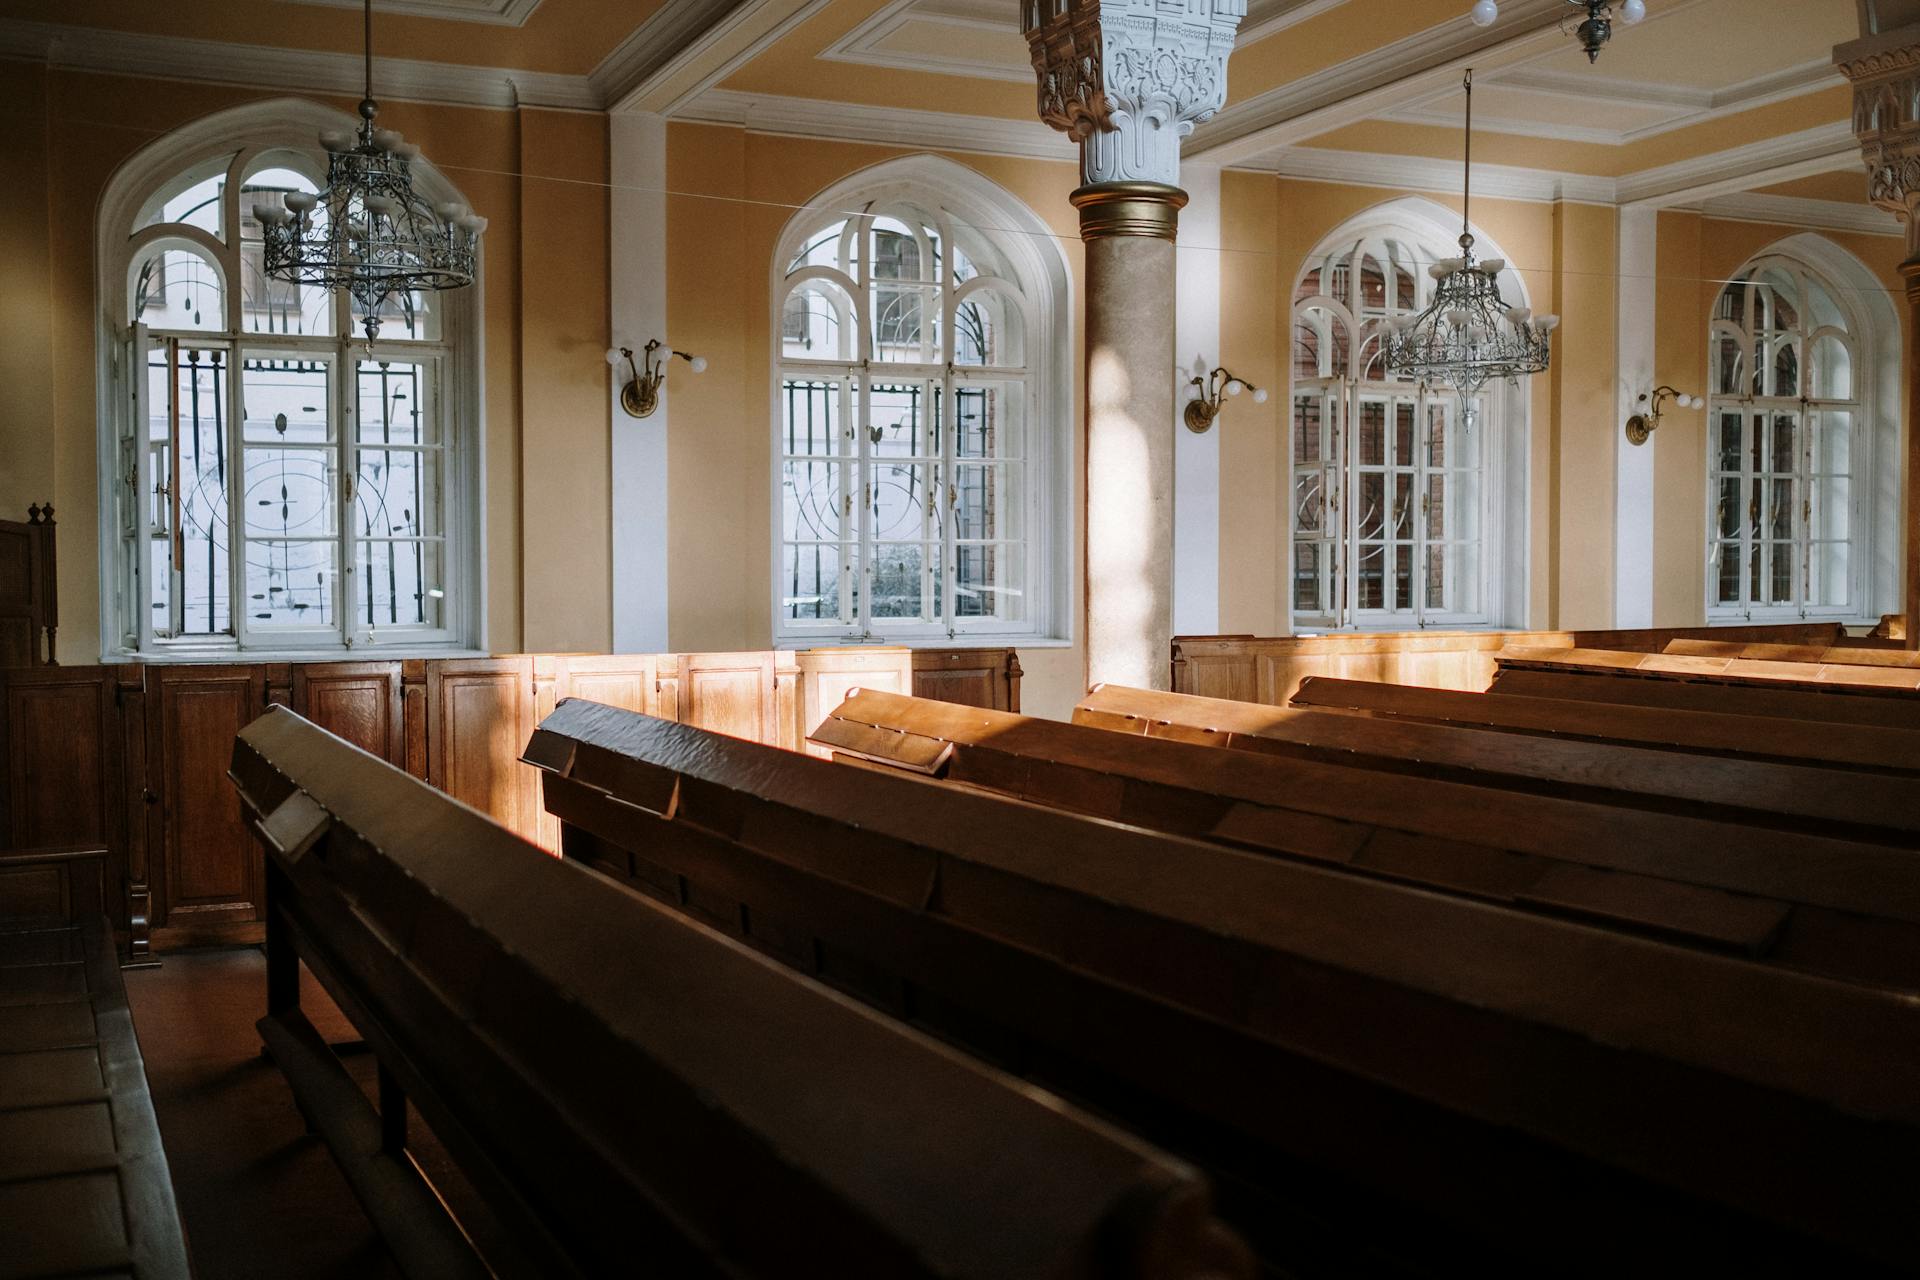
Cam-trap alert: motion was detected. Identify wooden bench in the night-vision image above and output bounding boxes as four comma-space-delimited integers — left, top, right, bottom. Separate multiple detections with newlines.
230, 705, 1244, 1280
0, 846, 189, 1280
1492, 649, 1920, 729
1070, 683, 1920, 844
1665, 639, 1920, 668
817, 688, 1920, 992
530, 696, 1920, 1272
1287, 676, 1920, 776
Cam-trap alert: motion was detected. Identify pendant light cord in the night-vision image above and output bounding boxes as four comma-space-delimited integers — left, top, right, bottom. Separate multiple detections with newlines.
364, 0, 373, 105
1461, 68, 1473, 248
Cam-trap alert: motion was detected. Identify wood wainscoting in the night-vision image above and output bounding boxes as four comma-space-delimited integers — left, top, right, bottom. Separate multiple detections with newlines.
0, 646, 921, 957
1171, 623, 1853, 706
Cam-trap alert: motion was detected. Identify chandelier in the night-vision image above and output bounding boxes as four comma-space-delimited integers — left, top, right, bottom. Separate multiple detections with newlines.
1468, 0, 1646, 62
254, 0, 483, 339
1385, 70, 1555, 394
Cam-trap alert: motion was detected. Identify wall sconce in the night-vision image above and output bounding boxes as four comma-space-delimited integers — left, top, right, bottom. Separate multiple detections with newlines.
1624, 384, 1699, 446
607, 337, 706, 418
1181, 365, 1267, 434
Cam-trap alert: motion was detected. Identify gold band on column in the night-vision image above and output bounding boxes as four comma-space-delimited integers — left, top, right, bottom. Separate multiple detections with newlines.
1071, 182, 1188, 241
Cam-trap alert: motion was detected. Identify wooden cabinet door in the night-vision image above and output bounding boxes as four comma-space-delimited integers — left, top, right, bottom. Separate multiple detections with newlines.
426, 658, 538, 842
149, 664, 265, 944
293, 662, 404, 765
674, 652, 780, 745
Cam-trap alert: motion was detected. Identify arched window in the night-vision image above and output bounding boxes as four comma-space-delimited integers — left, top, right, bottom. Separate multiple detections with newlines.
771, 159, 1069, 645
97, 101, 484, 656
1290, 208, 1527, 630
1706, 251, 1890, 622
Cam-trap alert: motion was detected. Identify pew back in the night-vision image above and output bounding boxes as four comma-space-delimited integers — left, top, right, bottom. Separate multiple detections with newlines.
534, 697, 1920, 1272
231, 706, 1239, 1280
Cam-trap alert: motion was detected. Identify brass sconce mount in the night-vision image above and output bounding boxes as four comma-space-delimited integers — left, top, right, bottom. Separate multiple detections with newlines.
1624, 384, 1699, 446
609, 338, 706, 419
1183, 365, 1268, 434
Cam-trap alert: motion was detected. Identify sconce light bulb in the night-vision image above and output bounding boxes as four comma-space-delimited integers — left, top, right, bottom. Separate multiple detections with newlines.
1252, 388, 1270, 405
1226, 381, 1243, 397
1470, 0, 1498, 27
605, 347, 625, 367
689, 356, 708, 374
1620, 0, 1646, 24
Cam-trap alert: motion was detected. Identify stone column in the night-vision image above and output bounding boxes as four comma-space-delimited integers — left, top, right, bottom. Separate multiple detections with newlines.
1026, 0, 1244, 690
1839, 23, 1920, 646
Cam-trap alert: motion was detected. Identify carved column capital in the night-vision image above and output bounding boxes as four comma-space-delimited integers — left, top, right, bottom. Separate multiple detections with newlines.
1024, 0, 1246, 189
1837, 25, 1920, 255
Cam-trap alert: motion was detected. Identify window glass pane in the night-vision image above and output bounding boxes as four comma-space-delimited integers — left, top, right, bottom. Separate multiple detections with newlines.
133, 246, 225, 332
782, 542, 856, 622
1293, 542, 1325, 613
1715, 541, 1741, 605
148, 344, 234, 636
869, 383, 935, 458
783, 458, 846, 544
1295, 471, 1326, 535
136, 155, 231, 240
1357, 401, 1385, 466
1712, 333, 1744, 397
1357, 544, 1384, 611
954, 463, 1022, 542
953, 286, 1025, 368
243, 449, 338, 539
782, 378, 850, 457
783, 282, 855, 361
1810, 475, 1849, 543
1810, 334, 1852, 401
956, 382, 1023, 461
356, 538, 443, 629
872, 283, 938, 361
869, 462, 937, 542
1768, 340, 1799, 398
870, 542, 941, 622
240, 167, 334, 337
244, 540, 336, 627
1356, 472, 1386, 539
955, 543, 1023, 622
1294, 396, 1325, 464
1815, 409, 1851, 476
1809, 541, 1850, 608
243, 356, 331, 443
1716, 478, 1742, 539
356, 449, 440, 539
358, 359, 436, 445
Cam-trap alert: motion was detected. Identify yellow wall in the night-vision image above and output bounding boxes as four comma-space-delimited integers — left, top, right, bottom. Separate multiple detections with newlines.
0, 67, 612, 660
1651, 211, 1908, 627
663, 123, 1090, 718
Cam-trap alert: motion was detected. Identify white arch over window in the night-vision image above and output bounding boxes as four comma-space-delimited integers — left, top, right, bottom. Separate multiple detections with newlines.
95, 98, 487, 657
1703, 234, 1899, 624
769, 155, 1072, 645
1288, 197, 1531, 632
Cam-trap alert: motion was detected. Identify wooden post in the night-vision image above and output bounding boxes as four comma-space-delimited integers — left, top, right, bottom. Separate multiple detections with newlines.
1906, 259, 1920, 649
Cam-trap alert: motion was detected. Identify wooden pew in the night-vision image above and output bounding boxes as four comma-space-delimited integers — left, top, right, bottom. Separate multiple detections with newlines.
1492, 648, 1920, 729
531, 697, 1920, 1273
230, 706, 1244, 1280
1068, 683, 1920, 845
1665, 639, 1920, 669
1286, 676, 1920, 776
818, 689, 1920, 992
0, 845, 190, 1279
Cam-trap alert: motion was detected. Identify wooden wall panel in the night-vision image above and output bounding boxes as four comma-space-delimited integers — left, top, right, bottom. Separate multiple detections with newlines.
0, 508, 55, 667
556, 655, 660, 715
427, 658, 538, 844
672, 653, 780, 745
293, 662, 403, 765
799, 648, 914, 759
910, 649, 1023, 712
149, 665, 264, 945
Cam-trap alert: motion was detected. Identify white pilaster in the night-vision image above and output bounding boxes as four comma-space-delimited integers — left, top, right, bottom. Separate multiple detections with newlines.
1174, 163, 1221, 635
1614, 206, 1656, 628
610, 111, 670, 652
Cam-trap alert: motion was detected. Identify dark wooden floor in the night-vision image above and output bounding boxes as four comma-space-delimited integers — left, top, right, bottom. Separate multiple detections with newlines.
124, 949, 403, 1280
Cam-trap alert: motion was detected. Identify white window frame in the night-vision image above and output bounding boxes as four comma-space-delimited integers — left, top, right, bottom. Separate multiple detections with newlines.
95, 99, 487, 661
1286, 203, 1531, 633
1703, 244, 1897, 626
768, 158, 1072, 649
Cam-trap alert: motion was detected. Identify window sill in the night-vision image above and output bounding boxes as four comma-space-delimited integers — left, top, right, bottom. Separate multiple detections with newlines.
104, 647, 491, 665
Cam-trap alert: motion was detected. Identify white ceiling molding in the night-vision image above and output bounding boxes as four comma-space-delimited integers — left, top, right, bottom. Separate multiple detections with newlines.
0, 16, 596, 110
678, 88, 1076, 162
604, 0, 836, 116
1384, 57, 1844, 147
1617, 120, 1861, 206
1692, 192, 1897, 237
819, 0, 1031, 85
1187, 0, 1715, 166
277, 0, 544, 26
1236, 143, 1618, 205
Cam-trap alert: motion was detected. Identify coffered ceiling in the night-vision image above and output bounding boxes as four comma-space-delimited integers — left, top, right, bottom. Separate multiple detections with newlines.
0, 0, 1890, 232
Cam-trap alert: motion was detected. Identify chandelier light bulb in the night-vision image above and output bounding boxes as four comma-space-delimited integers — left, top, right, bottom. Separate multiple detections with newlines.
1621, 0, 1646, 22
1470, 0, 1498, 26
